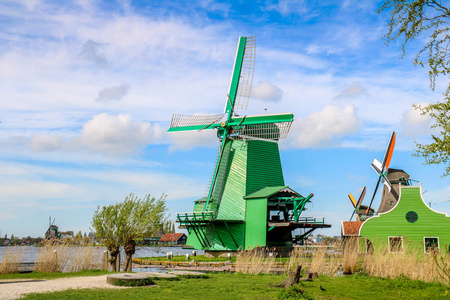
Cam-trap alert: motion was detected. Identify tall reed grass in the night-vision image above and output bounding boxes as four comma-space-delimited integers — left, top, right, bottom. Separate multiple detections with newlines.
235, 247, 277, 274
0, 247, 25, 274
0, 241, 104, 274
235, 241, 450, 286
35, 242, 104, 272
360, 244, 444, 284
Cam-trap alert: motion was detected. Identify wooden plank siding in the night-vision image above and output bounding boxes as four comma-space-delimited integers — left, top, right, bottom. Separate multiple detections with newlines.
359, 186, 450, 252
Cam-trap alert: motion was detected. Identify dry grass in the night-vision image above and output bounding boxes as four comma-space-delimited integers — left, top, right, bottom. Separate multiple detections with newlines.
287, 247, 341, 276
0, 241, 104, 274
360, 244, 443, 283
235, 240, 450, 286
0, 247, 25, 274
36, 241, 104, 272
235, 247, 277, 274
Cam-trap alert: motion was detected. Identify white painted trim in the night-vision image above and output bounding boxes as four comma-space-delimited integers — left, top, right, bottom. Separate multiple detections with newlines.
423, 236, 440, 254
358, 237, 368, 253
388, 236, 403, 253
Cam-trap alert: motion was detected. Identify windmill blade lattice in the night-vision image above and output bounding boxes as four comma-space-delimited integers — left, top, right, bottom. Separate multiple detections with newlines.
169, 113, 226, 130
229, 121, 293, 141
233, 36, 255, 115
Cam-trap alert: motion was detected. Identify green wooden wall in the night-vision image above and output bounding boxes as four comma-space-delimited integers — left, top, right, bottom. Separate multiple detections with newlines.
185, 138, 286, 251
246, 140, 285, 195
359, 186, 450, 252
244, 197, 268, 249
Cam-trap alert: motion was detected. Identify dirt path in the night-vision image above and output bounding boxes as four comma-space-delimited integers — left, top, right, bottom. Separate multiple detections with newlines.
0, 275, 126, 300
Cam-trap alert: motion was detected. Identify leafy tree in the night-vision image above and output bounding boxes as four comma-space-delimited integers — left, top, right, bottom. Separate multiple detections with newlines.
119, 193, 168, 271
91, 202, 121, 271
91, 193, 168, 272
379, 1, 450, 175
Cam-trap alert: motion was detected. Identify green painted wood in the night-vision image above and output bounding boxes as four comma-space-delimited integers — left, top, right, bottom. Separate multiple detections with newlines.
230, 113, 294, 126
209, 223, 244, 251
360, 186, 450, 252
167, 113, 293, 133
167, 123, 221, 132
246, 140, 284, 195
216, 140, 247, 220
207, 142, 232, 213
244, 197, 268, 249
244, 186, 289, 199
225, 37, 246, 120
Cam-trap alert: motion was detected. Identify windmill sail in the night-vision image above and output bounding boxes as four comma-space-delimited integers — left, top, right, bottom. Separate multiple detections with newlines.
233, 36, 255, 115
169, 113, 226, 132
367, 131, 397, 213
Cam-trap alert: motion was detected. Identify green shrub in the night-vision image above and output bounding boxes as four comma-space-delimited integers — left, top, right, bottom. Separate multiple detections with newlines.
277, 285, 314, 300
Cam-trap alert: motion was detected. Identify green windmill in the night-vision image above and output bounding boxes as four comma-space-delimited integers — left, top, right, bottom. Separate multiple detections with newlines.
169, 37, 330, 252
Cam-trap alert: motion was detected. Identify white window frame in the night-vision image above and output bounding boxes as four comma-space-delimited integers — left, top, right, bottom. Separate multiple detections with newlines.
423, 237, 440, 254
388, 236, 403, 253
358, 237, 368, 253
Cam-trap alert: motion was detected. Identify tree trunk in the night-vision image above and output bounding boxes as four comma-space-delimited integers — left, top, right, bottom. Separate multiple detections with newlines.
123, 240, 136, 272
108, 246, 120, 272
281, 265, 302, 288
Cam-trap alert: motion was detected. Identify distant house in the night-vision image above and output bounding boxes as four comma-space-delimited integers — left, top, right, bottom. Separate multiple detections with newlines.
158, 233, 187, 245
143, 237, 160, 245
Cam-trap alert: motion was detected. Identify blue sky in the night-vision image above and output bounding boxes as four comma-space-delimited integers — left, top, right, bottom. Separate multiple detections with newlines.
1, 0, 449, 238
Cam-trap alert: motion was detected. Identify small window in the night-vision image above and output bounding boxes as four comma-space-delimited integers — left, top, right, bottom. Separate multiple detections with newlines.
424, 237, 439, 254
358, 237, 367, 253
406, 211, 418, 223
389, 236, 403, 253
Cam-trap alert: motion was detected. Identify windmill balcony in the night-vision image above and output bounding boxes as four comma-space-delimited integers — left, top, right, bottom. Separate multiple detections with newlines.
176, 211, 215, 226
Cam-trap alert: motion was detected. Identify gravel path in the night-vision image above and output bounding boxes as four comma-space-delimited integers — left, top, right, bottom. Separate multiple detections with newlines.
0, 275, 126, 299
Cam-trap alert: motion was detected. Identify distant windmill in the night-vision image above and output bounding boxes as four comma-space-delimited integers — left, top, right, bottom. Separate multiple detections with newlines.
348, 186, 374, 221
45, 216, 60, 239
366, 131, 396, 213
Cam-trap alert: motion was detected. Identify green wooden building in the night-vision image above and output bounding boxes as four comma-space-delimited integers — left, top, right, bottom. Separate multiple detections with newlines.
358, 185, 450, 253
169, 37, 330, 252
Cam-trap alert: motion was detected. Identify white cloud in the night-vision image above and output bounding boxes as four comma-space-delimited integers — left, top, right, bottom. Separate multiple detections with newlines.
75, 113, 163, 155
251, 81, 283, 102
95, 84, 130, 102
336, 81, 366, 98
20, 113, 164, 156
28, 134, 63, 151
265, 0, 310, 16
79, 39, 108, 67
290, 105, 362, 148
168, 129, 218, 152
401, 104, 432, 137
260, 48, 326, 70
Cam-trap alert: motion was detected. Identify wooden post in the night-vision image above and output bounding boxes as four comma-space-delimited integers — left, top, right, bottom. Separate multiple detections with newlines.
102, 251, 109, 271
116, 251, 121, 272
52, 250, 58, 273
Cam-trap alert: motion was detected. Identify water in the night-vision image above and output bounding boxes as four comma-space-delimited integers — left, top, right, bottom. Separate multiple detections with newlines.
0, 246, 204, 263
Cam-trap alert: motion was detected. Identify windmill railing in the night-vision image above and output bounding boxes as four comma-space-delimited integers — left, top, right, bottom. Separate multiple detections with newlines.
294, 217, 326, 224
176, 211, 216, 225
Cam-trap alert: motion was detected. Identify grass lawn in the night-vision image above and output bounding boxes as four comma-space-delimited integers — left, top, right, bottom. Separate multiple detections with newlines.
13, 271, 450, 300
